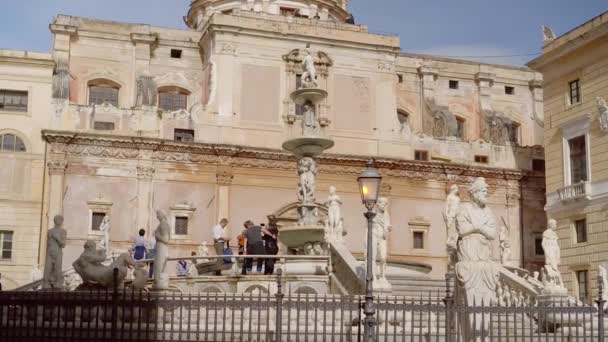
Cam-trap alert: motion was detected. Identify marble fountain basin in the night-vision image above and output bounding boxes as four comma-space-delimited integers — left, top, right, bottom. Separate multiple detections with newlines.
279, 224, 328, 276
282, 137, 334, 158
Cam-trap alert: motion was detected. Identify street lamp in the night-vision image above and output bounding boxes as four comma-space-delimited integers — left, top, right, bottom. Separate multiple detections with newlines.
357, 159, 382, 342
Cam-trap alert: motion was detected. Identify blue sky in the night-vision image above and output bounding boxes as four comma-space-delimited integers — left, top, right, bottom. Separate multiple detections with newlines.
0, 0, 605, 66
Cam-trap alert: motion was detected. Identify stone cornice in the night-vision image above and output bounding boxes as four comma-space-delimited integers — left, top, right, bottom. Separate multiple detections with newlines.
41, 130, 540, 183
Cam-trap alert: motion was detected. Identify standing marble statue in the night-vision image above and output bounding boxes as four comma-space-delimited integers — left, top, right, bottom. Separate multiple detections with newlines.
541, 219, 566, 294
301, 45, 317, 88
154, 210, 171, 290
499, 219, 512, 266
43, 215, 68, 289
324, 186, 344, 242
302, 101, 318, 136
444, 185, 460, 269
455, 177, 499, 340
372, 197, 391, 284
98, 215, 111, 254
297, 157, 317, 204
599, 265, 608, 301
598, 97, 608, 132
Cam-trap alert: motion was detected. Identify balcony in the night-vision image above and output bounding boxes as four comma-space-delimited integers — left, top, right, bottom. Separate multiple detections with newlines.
557, 181, 591, 202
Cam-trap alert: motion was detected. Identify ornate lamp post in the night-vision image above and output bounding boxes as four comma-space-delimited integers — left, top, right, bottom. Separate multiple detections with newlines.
357, 159, 382, 342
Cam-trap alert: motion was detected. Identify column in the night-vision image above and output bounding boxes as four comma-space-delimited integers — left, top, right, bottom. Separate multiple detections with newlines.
40, 158, 68, 267
136, 166, 155, 235
216, 164, 234, 237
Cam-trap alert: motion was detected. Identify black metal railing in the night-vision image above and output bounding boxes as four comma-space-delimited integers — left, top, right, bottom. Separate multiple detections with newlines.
0, 269, 605, 341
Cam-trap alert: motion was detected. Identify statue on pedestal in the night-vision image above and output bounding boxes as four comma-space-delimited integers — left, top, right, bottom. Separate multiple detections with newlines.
301, 45, 318, 88
455, 177, 499, 340
324, 186, 344, 243
443, 184, 460, 269
598, 97, 608, 132
541, 219, 567, 294
302, 101, 318, 136
154, 210, 171, 290
297, 157, 317, 205
98, 215, 111, 254
43, 215, 67, 290
73, 240, 135, 288
372, 197, 391, 284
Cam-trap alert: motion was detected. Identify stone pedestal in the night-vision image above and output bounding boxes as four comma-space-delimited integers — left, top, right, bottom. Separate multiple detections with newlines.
537, 294, 583, 332
284, 259, 328, 276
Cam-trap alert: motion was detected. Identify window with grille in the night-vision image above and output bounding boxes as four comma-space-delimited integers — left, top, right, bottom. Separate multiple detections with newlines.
93, 121, 115, 131
413, 231, 424, 249
175, 217, 189, 235
449, 80, 459, 89
174, 129, 195, 142
568, 136, 587, 184
91, 212, 106, 231
170, 49, 182, 59
0, 134, 26, 152
475, 155, 489, 164
577, 270, 588, 302
0, 90, 28, 112
159, 90, 188, 112
89, 85, 119, 107
575, 219, 587, 243
505, 86, 515, 95
415, 150, 429, 161
569, 79, 580, 105
0, 231, 13, 260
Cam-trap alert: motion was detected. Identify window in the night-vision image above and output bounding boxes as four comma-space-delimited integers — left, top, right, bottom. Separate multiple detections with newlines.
93, 121, 115, 131
506, 122, 520, 144
91, 212, 106, 231
280, 7, 297, 16
0, 90, 28, 112
0, 231, 12, 260
0, 134, 26, 152
397, 74, 404, 83
575, 219, 587, 243
456, 117, 466, 140
505, 86, 515, 95
174, 129, 195, 142
568, 136, 587, 184
475, 155, 489, 164
175, 217, 189, 235
414, 150, 429, 161
89, 84, 119, 107
413, 231, 424, 249
532, 159, 546, 172
569, 79, 581, 105
449, 80, 459, 90
576, 270, 588, 302
170, 49, 182, 59
159, 87, 188, 112
534, 237, 544, 256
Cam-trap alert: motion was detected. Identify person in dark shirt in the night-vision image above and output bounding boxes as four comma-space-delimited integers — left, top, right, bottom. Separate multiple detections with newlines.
263, 222, 279, 275
242, 220, 276, 275
345, 14, 355, 24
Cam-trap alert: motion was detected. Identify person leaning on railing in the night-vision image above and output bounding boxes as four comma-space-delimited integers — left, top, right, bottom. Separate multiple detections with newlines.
212, 218, 229, 276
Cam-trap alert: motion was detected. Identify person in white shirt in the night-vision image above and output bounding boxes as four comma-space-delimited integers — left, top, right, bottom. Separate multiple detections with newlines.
212, 218, 229, 275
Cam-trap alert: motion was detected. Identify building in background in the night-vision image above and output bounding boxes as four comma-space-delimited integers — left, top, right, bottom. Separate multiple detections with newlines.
1, 0, 546, 288
0, 49, 54, 288
528, 10, 608, 302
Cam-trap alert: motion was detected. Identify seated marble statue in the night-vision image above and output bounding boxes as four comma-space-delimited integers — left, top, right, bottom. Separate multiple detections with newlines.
73, 240, 135, 288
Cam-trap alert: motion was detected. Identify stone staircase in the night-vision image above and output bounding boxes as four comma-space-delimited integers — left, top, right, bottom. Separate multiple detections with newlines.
387, 275, 446, 298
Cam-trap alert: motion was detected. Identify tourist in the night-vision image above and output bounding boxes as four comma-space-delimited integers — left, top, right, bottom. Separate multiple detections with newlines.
187, 251, 198, 276
212, 218, 229, 275
264, 222, 279, 275
146, 238, 156, 278
176, 258, 188, 277
242, 220, 276, 275
131, 229, 147, 261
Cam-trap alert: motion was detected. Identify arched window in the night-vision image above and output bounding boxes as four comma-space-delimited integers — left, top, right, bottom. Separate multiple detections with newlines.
0, 134, 26, 152
456, 117, 466, 140
158, 86, 190, 112
88, 79, 120, 107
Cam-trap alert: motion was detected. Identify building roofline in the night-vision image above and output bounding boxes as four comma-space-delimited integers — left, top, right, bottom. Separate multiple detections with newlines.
0, 49, 54, 67
543, 10, 608, 52
399, 51, 533, 72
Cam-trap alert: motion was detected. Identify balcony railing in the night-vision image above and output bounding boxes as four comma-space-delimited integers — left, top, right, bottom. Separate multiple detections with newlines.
557, 181, 591, 202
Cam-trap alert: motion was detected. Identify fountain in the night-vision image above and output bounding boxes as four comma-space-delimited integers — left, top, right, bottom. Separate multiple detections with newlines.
279, 44, 334, 271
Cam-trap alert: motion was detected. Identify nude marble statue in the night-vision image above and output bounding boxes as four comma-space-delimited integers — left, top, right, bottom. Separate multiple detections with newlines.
154, 210, 171, 289
43, 215, 67, 289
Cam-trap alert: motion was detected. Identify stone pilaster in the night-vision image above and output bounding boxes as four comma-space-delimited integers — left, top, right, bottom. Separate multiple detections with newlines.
136, 165, 155, 235
41, 158, 68, 268
130, 33, 157, 108
216, 164, 234, 237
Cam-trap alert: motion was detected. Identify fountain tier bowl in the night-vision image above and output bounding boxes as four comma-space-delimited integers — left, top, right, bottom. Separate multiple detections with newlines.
279, 224, 325, 250
282, 137, 334, 158
291, 88, 328, 105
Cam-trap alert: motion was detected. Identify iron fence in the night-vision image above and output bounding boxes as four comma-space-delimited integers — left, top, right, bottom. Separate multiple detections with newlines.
0, 271, 605, 342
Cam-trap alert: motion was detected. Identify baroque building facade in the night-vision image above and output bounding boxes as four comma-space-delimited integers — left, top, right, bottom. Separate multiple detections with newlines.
1, 0, 546, 288
529, 11, 608, 302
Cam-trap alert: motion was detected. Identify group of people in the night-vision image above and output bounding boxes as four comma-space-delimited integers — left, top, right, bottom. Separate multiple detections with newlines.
212, 218, 279, 275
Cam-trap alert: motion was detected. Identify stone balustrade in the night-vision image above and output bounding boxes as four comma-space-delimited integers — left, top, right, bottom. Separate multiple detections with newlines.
557, 181, 591, 201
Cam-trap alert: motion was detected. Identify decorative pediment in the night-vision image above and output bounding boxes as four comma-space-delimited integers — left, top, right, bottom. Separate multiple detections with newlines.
282, 49, 333, 77
270, 201, 328, 228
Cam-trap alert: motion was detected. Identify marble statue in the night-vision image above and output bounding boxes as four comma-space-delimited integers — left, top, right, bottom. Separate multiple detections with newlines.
301, 45, 318, 88
372, 197, 391, 283
154, 209, 171, 290
30, 264, 43, 283
542, 25, 557, 43
297, 157, 317, 204
541, 219, 566, 294
98, 214, 111, 254
302, 101, 318, 136
324, 186, 343, 242
455, 177, 500, 340
198, 241, 210, 262
43, 215, 67, 289
598, 97, 608, 132
444, 184, 460, 268
73, 240, 135, 287
599, 265, 608, 298
132, 264, 148, 290
499, 219, 512, 266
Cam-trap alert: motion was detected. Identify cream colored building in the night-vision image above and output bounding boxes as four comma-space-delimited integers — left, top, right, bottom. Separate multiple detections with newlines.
0, 49, 54, 288
529, 11, 608, 302
3, 0, 547, 288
